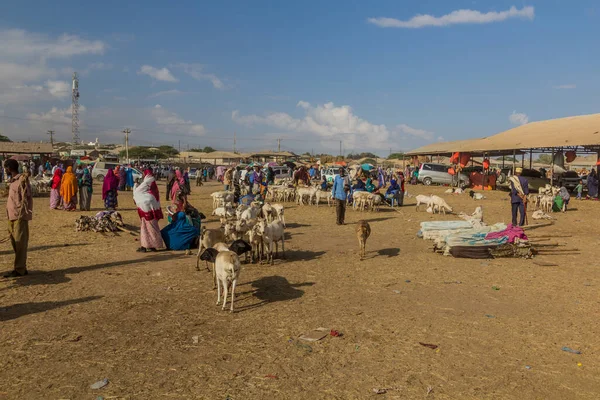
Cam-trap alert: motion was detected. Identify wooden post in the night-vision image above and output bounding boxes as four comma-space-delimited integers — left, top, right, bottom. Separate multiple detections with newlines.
551, 148, 554, 186
502, 155, 505, 169
512, 149, 516, 174
529, 149, 533, 169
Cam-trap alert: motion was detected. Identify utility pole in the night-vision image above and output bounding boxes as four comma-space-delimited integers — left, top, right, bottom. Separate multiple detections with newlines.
277, 138, 281, 152
339, 140, 342, 157
47, 130, 55, 148
233, 132, 237, 153
178, 140, 181, 153
123, 128, 130, 162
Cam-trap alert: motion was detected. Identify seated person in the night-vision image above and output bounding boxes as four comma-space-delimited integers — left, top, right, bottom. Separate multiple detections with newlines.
321, 176, 328, 191
365, 178, 377, 193
386, 179, 400, 195
161, 211, 201, 250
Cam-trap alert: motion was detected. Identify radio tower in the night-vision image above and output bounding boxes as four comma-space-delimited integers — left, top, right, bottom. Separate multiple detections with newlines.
71, 72, 80, 145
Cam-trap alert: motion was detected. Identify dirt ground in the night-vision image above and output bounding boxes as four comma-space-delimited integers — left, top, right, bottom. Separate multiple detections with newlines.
0, 180, 598, 399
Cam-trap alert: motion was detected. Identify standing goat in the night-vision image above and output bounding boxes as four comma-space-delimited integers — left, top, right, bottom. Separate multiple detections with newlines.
356, 220, 371, 260
257, 219, 286, 265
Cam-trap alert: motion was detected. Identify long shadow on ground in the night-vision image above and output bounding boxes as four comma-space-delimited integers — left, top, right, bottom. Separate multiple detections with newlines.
0, 296, 103, 321
8, 253, 187, 287
236, 276, 315, 312
0, 243, 89, 256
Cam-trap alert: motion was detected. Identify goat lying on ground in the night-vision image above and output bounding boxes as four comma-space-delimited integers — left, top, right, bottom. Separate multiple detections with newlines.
200, 240, 251, 312
356, 220, 371, 260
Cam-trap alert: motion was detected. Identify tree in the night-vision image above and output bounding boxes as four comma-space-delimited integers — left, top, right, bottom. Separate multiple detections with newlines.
0, 131, 11, 142
119, 145, 178, 160
537, 154, 553, 164
346, 152, 379, 160
157, 145, 179, 157
202, 146, 216, 153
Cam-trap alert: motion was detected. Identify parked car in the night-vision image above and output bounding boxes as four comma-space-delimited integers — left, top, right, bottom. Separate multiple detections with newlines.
92, 162, 142, 182
272, 166, 292, 179
418, 163, 470, 188
556, 170, 581, 191
324, 167, 344, 183
497, 168, 550, 192
188, 168, 198, 180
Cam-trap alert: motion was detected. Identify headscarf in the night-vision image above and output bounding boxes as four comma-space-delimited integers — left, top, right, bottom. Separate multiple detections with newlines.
386, 179, 400, 194
51, 169, 63, 189
102, 169, 119, 200
143, 169, 160, 200
171, 170, 184, 200
134, 171, 163, 220
60, 166, 78, 203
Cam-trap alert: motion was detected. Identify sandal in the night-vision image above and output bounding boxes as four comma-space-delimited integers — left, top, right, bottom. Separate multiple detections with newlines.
136, 247, 147, 252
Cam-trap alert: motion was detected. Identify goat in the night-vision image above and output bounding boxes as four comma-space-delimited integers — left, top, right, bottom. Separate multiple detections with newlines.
468, 190, 485, 200
257, 219, 286, 265
296, 186, 317, 205
212, 206, 235, 218
314, 189, 330, 207
352, 191, 371, 211
356, 220, 371, 260
540, 195, 554, 213
200, 242, 249, 312
428, 195, 452, 215
415, 194, 432, 211
271, 204, 285, 227
210, 191, 233, 209
196, 227, 226, 271
368, 194, 382, 212
262, 202, 276, 223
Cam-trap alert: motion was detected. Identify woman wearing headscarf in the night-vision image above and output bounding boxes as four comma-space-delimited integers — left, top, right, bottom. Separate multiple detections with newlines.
125, 166, 134, 190
78, 168, 93, 211
134, 170, 165, 252
587, 169, 598, 199
49, 169, 63, 209
60, 166, 79, 211
170, 170, 188, 212
102, 169, 119, 210
377, 167, 386, 188
117, 165, 126, 191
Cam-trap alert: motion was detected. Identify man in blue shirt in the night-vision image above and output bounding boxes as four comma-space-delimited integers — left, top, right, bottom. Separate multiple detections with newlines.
509, 167, 529, 226
332, 167, 350, 225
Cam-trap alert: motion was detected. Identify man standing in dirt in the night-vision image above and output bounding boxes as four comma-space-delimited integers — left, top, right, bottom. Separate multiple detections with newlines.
3, 159, 33, 278
509, 167, 529, 226
332, 167, 350, 225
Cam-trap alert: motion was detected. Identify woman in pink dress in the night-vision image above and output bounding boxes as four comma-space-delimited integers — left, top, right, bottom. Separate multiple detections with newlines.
133, 169, 165, 252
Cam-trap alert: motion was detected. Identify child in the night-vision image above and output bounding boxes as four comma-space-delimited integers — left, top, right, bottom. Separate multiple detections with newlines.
575, 179, 583, 200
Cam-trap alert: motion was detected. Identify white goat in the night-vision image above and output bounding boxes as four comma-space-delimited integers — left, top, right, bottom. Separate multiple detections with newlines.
258, 219, 286, 265
428, 195, 452, 215
271, 203, 285, 227
196, 227, 226, 272
296, 186, 317, 205
415, 194, 432, 211
201, 249, 242, 312
212, 206, 235, 218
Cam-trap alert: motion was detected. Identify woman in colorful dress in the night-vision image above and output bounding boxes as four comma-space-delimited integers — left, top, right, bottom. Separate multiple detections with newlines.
117, 165, 126, 191
102, 169, 119, 210
78, 168, 93, 211
49, 168, 63, 209
170, 170, 188, 212
60, 166, 78, 211
134, 169, 165, 252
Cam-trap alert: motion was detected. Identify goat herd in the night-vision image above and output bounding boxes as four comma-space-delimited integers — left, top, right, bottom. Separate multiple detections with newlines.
196, 180, 383, 312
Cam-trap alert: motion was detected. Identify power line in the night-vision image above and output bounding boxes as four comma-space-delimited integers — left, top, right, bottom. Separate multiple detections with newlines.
46, 130, 55, 147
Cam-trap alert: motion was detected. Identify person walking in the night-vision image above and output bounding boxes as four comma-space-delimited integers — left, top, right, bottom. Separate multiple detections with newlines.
49, 168, 63, 209
332, 167, 350, 225
3, 159, 33, 278
134, 169, 165, 252
508, 167, 529, 226
102, 169, 119, 210
78, 168, 93, 211
576, 179, 583, 200
60, 166, 79, 211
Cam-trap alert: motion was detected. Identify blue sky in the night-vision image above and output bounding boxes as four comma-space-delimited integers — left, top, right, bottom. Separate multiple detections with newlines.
0, 1, 599, 155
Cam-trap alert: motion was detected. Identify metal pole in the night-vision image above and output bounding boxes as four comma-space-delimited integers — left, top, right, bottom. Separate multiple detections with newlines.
47, 130, 55, 148
123, 128, 130, 163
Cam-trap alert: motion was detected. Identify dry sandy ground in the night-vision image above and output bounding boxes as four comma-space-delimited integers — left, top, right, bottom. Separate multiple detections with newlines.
0, 180, 598, 399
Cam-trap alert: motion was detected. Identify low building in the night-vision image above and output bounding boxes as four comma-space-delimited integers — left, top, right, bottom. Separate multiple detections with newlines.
247, 150, 298, 164
178, 151, 248, 165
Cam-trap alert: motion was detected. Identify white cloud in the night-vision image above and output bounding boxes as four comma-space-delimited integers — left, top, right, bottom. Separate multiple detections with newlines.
174, 63, 225, 89
509, 111, 529, 125
138, 65, 178, 82
396, 123, 434, 141
152, 104, 205, 136
0, 29, 106, 59
45, 80, 71, 98
368, 6, 534, 28
148, 89, 182, 98
232, 101, 435, 150
0, 62, 53, 85
26, 104, 86, 127
553, 84, 576, 89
